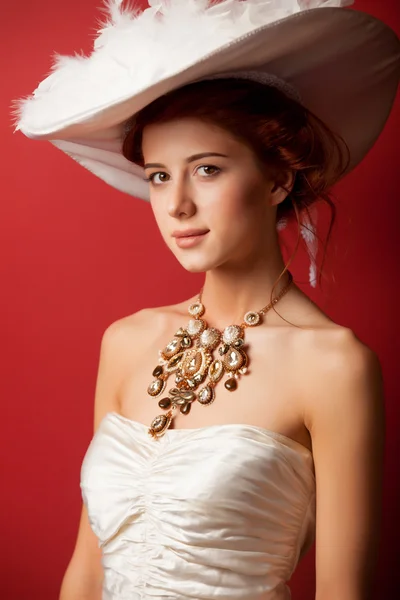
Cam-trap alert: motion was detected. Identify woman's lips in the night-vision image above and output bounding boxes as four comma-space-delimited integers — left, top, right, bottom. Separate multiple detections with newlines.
172, 229, 209, 249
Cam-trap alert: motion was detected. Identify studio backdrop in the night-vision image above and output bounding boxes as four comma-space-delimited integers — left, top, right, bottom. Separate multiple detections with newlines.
1, 1, 399, 599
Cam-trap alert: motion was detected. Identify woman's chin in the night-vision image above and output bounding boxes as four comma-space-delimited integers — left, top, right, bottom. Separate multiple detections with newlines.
178, 260, 209, 274
175, 254, 219, 274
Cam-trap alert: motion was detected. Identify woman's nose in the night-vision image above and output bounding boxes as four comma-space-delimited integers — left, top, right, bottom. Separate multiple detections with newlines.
167, 179, 197, 219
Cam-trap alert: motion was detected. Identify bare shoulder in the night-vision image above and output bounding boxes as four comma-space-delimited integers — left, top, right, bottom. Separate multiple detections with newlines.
106, 301, 187, 342
101, 301, 189, 367
297, 323, 385, 446
300, 323, 383, 393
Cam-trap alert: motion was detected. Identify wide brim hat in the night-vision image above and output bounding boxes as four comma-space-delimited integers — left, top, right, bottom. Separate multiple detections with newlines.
12, 0, 400, 285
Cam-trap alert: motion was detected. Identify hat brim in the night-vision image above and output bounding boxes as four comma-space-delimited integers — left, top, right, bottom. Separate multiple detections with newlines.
15, 5, 400, 201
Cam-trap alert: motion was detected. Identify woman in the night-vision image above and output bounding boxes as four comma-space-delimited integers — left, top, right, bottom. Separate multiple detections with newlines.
14, 1, 399, 599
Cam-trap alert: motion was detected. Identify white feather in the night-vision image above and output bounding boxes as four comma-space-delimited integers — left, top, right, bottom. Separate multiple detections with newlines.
12, 0, 353, 133
299, 205, 319, 287
276, 205, 319, 287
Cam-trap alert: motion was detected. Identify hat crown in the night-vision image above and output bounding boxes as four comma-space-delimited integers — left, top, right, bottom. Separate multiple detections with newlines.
14, 0, 354, 135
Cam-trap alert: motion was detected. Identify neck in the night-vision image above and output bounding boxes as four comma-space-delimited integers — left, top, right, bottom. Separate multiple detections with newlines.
198, 249, 293, 330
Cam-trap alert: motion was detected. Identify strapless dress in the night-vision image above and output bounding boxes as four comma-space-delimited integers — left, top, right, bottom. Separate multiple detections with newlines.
80, 411, 316, 599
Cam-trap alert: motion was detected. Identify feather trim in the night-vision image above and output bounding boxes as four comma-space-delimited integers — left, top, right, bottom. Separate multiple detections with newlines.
276, 204, 319, 288
299, 205, 319, 288
12, 0, 353, 134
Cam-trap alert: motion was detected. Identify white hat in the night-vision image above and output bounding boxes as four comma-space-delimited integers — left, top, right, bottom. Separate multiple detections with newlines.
12, 0, 400, 286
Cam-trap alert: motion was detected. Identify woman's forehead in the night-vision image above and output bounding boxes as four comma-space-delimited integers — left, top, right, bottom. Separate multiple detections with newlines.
142, 117, 252, 156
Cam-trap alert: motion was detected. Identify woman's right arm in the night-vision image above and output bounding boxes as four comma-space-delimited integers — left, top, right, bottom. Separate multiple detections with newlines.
59, 319, 129, 600
59, 504, 103, 600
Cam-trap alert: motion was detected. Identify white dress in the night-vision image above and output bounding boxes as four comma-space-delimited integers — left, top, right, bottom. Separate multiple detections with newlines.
80, 411, 316, 599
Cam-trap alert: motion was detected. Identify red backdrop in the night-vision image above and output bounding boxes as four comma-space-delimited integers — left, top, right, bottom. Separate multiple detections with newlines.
2, 1, 399, 598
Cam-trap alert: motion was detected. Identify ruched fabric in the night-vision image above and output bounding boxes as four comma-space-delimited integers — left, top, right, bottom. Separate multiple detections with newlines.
80, 412, 316, 599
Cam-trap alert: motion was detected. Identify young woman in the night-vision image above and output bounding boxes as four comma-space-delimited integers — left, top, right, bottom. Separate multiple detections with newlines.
14, 1, 399, 599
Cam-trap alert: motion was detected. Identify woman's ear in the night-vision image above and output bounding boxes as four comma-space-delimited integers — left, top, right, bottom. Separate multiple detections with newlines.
269, 170, 295, 207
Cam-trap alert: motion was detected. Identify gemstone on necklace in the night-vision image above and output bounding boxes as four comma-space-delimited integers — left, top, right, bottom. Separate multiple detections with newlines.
223, 325, 243, 344
197, 385, 214, 405
166, 352, 184, 372
186, 318, 205, 337
147, 378, 166, 397
181, 349, 206, 379
180, 403, 191, 415
188, 302, 205, 318
223, 348, 246, 372
181, 336, 192, 348
162, 337, 181, 358
158, 397, 171, 409
208, 359, 224, 383
224, 377, 237, 391
152, 365, 163, 377
187, 353, 202, 374
149, 413, 172, 437
193, 372, 205, 384
244, 311, 261, 326
200, 327, 221, 349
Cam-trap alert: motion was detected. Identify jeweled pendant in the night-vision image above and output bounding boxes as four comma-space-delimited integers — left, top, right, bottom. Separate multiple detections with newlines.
223, 325, 243, 344
180, 347, 211, 383
147, 378, 166, 397
208, 359, 224, 383
200, 328, 221, 349
186, 318, 206, 337
188, 302, 205, 318
244, 311, 261, 326
180, 403, 191, 415
148, 412, 173, 438
197, 385, 215, 405
158, 397, 171, 409
222, 348, 247, 372
224, 377, 237, 391
165, 352, 184, 372
162, 337, 182, 358
152, 365, 163, 377
181, 350, 202, 376
193, 372, 206, 384
181, 336, 192, 348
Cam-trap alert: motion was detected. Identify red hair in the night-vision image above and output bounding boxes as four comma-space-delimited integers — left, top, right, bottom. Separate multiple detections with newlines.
122, 78, 350, 308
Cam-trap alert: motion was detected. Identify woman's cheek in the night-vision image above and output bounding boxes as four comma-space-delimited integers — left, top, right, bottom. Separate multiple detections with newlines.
150, 203, 169, 240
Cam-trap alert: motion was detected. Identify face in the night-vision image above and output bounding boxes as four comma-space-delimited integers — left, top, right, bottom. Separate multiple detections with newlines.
142, 117, 289, 273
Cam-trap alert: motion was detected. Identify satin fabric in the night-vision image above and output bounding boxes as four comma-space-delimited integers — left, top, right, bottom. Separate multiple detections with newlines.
80, 412, 316, 599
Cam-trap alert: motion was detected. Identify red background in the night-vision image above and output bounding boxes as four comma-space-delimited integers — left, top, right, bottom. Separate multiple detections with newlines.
2, 1, 399, 598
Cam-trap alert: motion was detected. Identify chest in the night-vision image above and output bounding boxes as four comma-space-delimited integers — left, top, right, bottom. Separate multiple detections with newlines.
117, 324, 311, 450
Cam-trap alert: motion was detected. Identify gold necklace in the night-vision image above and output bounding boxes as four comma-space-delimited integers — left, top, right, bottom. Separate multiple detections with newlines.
146, 271, 294, 439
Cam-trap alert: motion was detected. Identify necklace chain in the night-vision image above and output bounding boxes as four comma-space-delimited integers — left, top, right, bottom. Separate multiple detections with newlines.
198, 270, 293, 327
146, 271, 294, 439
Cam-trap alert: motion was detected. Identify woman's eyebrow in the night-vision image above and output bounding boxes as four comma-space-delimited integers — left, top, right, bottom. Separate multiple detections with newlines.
144, 152, 229, 169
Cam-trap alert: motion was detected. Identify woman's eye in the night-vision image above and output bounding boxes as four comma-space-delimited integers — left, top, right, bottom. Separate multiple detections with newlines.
196, 165, 221, 177
145, 172, 169, 185
144, 165, 220, 185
